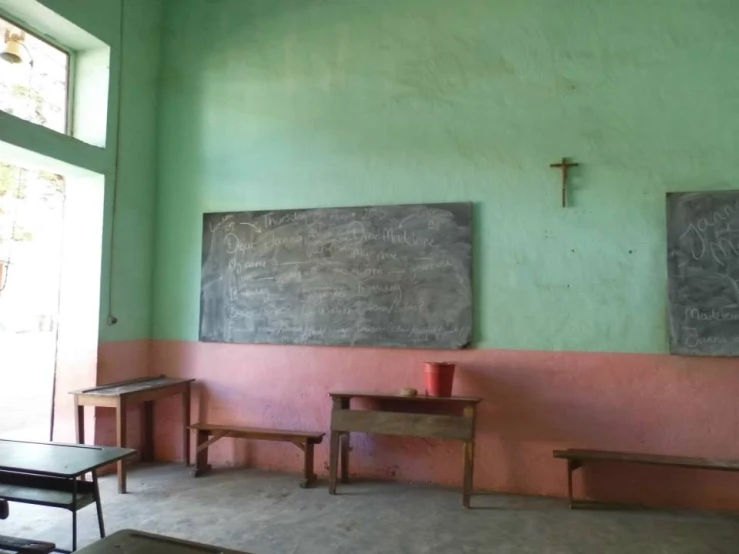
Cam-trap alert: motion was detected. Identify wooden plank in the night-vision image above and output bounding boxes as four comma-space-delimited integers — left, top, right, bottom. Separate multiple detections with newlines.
190, 423, 324, 442
194, 432, 227, 454
74, 529, 252, 554
329, 391, 482, 404
553, 449, 739, 471
75, 395, 118, 408
331, 410, 474, 441
0, 534, 55, 553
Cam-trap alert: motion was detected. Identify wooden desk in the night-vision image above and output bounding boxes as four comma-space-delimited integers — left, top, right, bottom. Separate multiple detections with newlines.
328, 391, 481, 507
0, 439, 135, 552
71, 376, 195, 494
74, 529, 252, 554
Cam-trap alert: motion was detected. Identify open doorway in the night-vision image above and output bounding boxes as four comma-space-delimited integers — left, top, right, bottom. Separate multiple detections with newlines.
0, 162, 65, 440
0, 13, 78, 440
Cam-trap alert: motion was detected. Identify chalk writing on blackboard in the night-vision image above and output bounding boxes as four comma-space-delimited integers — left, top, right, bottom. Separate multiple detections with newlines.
668, 192, 739, 356
200, 203, 473, 349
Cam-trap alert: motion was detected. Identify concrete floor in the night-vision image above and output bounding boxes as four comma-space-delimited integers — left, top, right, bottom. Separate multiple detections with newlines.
2, 464, 739, 553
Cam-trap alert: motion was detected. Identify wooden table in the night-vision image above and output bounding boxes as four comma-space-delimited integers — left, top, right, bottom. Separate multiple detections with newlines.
328, 391, 481, 507
74, 529, 252, 554
71, 376, 195, 494
0, 439, 135, 553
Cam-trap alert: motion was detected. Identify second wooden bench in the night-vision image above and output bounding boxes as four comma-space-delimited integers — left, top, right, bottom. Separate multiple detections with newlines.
190, 423, 325, 488
554, 448, 739, 508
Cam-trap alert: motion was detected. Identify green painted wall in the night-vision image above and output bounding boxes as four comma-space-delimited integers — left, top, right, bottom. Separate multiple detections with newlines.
0, 0, 162, 342
154, 0, 739, 353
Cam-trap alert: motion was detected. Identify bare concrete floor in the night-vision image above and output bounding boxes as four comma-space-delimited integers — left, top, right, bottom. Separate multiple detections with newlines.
2, 464, 739, 553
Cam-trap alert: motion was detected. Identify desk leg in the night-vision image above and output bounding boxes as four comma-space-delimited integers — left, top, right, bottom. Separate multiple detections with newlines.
71, 477, 78, 551
141, 401, 154, 462
462, 405, 477, 509
339, 397, 350, 484
92, 471, 105, 538
329, 431, 340, 494
340, 432, 350, 484
463, 440, 475, 508
116, 398, 127, 494
183, 383, 191, 466
74, 400, 84, 445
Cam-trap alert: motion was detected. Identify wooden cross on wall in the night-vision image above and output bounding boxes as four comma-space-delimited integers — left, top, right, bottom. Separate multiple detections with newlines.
550, 157, 580, 207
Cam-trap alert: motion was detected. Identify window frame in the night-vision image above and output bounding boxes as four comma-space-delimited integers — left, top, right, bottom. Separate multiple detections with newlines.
0, 11, 75, 135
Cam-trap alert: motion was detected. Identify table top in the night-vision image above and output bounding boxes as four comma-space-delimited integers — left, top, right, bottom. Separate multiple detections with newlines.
329, 391, 482, 404
70, 375, 194, 397
75, 529, 252, 554
0, 440, 135, 478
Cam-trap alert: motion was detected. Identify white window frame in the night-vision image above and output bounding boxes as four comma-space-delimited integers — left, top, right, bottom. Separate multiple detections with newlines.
0, 10, 75, 135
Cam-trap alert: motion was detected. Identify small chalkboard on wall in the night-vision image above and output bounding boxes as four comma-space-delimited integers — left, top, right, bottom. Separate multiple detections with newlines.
200, 203, 473, 349
667, 191, 739, 356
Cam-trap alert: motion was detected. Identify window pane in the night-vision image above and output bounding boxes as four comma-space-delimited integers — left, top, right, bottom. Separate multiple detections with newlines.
0, 17, 70, 134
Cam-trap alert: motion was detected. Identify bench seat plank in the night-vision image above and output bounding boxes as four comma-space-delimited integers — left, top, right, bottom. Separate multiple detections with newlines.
553, 449, 739, 471
189, 423, 324, 443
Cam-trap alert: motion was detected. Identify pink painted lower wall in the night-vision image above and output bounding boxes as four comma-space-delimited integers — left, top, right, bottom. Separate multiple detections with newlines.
141, 341, 739, 511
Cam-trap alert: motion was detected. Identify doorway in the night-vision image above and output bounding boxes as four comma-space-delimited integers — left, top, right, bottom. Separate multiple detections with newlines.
0, 161, 66, 440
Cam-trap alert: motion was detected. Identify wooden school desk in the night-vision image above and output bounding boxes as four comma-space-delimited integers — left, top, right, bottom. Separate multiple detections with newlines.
71, 375, 195, 493
328, 391, 481, 507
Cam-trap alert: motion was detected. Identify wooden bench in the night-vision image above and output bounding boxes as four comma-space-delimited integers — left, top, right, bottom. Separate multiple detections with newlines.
0, 535, 55, 554
190, 423, 325, 488
554, 448, 739, 508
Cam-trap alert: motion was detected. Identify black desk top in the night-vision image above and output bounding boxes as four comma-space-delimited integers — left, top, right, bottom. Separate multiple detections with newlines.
0, 440, 135, 478
75, 529, 251, 553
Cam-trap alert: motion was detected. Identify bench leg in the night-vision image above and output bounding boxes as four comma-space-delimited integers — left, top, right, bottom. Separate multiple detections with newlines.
193, 430, 212, 477
93, 472, 105, 538
300, 442, 316, 488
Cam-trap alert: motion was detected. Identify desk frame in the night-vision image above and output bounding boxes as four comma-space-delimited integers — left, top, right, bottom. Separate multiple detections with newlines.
328, 392, 481, 507
0, 440, 134, 553
72, 376, 194, 494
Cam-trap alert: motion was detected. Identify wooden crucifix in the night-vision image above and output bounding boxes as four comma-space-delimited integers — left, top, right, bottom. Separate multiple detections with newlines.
550, 157, 580, 207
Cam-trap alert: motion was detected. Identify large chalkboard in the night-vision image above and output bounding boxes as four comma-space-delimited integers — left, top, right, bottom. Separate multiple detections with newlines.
200, 203, 472, 349
668, 191, 739, 356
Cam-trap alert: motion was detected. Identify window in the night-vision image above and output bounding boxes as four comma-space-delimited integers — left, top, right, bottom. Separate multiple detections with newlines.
0, 16, 71, 134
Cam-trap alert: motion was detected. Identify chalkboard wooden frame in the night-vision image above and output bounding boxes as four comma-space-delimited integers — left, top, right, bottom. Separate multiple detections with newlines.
200, 202, 473, 349
667, 191, 739, 356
